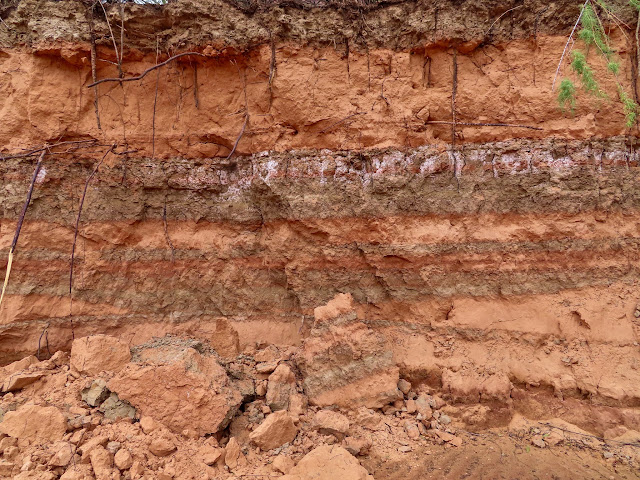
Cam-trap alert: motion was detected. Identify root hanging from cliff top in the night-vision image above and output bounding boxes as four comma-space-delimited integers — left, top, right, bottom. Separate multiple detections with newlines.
69, 145, 116, 321
0, 150, 45, 312
97, 0, 123, 79
87, 7, 102, 130
451, 49, 459, 189
226, 66, 249, 160
484, 5, 524, 37
152, 39, 160, 159
193, 63, 200, 109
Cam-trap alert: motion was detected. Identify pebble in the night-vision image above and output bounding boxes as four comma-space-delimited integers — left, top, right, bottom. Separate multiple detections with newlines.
531, 436, 546, 448
398, 379, 412, 395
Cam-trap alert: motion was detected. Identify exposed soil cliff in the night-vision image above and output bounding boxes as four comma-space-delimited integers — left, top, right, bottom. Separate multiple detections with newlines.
1, 0, 640, 478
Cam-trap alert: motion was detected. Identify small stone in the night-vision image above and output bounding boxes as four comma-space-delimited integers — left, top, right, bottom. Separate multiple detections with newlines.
403, 420, 420, 440
449, 436, 462, 447
149, 436, 176, 457
603, 451, 614, 459
434, 430, 456, 443
3, 446, 19, 461
49, 442, 74, 467
342, 436, 371, 456
114, 448, 133, 470
414, 394, 433, 420
272, 455, 295, 474
439, 414, 451, 425
0, 461, 15, 476
0, 437, 17, 449
405, 399, 417, 414
139, 416, 157, 434
266, 364, 296, 411
262, 405, 272, 415
544, 430, 564, 447
130, 461, 144, 477
398, 379, 411, 395
224, 437, 246, 471
106, 441, 121, 455
532, 435, 546, 448
99, 393, 136, 420
256, 361, 279, 374
159, 468, 176, 480
2, 372, 45, 392
249, 411, 298, 450
398, 445, 412, 453
79, 435, 109, 463
89, 446, 115, 479
288, 393, 308, 419
254, 345, 281, 363
69, 406, 89, 416
60, 466, 91, 480
81, 379, 110, 407
199, 445, 222, 466
182, 428, 199, 439
432, 395, 446, 409
314, 410, 350, 440
255, 381, 267, 397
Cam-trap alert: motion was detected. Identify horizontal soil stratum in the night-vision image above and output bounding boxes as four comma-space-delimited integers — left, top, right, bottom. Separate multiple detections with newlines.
0, 0, 640, 479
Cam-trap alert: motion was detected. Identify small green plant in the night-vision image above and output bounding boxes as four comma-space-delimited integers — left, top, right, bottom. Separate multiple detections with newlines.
558, 79, 577, 113
578, 3, 613, 58
571, 51, 602, 96
620, 87, 638, 127
556, 0, 639, 127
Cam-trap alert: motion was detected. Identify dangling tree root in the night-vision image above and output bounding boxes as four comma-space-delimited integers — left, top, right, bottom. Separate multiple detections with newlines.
0, 150, 46, 311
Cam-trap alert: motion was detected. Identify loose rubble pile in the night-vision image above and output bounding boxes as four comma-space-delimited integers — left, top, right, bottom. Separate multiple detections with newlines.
0, 295, 638, 479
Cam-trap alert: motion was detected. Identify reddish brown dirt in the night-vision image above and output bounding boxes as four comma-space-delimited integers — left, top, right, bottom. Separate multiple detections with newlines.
1, 0, 640, 478
0, 37, 637, 157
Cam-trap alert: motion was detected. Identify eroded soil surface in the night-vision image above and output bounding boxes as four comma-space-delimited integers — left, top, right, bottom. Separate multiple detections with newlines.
1, 0, 640, 478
